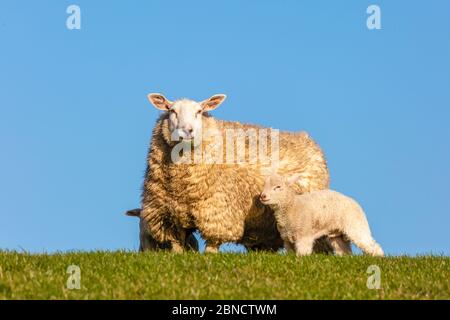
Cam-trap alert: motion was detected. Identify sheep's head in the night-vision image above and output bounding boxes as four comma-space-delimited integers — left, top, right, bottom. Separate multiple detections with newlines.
147, 93, 226, 142
260, 173, 302, 206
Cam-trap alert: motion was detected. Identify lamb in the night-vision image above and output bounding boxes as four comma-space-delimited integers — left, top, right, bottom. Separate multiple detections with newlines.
260, 173, 384, 256
140, 93, 331, 253
125, 208, 198, 252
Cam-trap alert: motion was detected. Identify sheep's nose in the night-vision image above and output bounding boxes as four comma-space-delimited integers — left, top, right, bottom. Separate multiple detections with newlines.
183, 125, 194, 135
260, 193, 268, 201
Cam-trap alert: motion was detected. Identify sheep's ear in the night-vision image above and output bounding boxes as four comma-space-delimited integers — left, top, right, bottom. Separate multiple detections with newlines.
125, 209, 141, 217
200, 94, 227, 111
286, 173, 303, 186
147, 93, 173, 111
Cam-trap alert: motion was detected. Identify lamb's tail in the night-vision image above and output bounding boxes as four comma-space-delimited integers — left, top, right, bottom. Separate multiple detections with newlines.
368, 241, 384, 257
360, 238, 384, 257
347, 229, 384, 257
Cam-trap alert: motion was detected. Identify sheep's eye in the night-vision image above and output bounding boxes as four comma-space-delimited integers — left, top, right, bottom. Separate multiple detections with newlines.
274, 186, 281, 190
196, 110, 202, 116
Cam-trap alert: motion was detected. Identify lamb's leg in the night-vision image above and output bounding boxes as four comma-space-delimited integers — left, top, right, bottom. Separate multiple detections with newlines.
329, 236, 352, 256
294, 237, 315, 256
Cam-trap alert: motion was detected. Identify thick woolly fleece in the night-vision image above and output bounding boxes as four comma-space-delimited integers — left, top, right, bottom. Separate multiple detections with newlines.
141, 112, 330, 252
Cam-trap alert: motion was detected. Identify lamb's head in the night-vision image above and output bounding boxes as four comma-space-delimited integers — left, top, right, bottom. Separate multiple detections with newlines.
147, 93, 226, 142
260, 173, 302, 206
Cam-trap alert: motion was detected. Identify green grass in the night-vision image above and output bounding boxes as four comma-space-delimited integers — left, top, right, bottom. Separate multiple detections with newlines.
0, 251, 448, 299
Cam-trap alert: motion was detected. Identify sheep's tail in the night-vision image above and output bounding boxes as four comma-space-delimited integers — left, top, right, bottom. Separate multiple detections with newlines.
125, 208, 141, 217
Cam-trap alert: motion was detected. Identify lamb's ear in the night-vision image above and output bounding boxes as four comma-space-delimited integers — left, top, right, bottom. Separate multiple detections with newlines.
286, 173, 303, 186
200, 94, 227, 111
147, 93, 173, 111
125, 209, 141, 217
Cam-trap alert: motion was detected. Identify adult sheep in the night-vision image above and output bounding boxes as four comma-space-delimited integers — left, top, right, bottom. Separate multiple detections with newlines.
141, 93, 331, 253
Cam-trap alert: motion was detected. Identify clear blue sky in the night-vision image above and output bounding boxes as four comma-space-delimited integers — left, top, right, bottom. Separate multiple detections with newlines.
1, 1, 449, 255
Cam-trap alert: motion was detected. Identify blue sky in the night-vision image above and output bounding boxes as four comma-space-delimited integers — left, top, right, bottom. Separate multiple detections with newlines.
0, 1, 449, 255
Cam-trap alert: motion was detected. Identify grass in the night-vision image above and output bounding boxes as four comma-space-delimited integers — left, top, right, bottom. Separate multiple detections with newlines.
0, 251, 448, 299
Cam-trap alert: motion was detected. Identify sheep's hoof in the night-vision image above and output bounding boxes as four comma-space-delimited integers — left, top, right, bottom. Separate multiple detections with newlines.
171, 242, 185, 253
204, 245, 220, 254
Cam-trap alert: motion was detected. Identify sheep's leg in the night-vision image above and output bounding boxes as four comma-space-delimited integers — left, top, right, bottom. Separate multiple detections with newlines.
312, 236, 334, 254
185, 229, 199, 251
170, 241, 185, 253
329, 236, 352, 256
346, 230, 384, 257
294, 237, 315, 256
194, 197, 244, 254
284, 241, 295, 253
204, 241, 220, 253
138, 217, 158, 252
140, 206, 184, 252
168, 227, 189, 253
140, 233, 157, 252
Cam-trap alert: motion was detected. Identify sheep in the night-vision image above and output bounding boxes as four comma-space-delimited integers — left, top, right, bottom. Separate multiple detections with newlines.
140, 93, 331, 253
259, 173, 384, 256
125, 208, 199, 252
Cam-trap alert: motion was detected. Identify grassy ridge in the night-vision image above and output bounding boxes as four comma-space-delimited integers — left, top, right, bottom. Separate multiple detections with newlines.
0, 251, 448, 299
